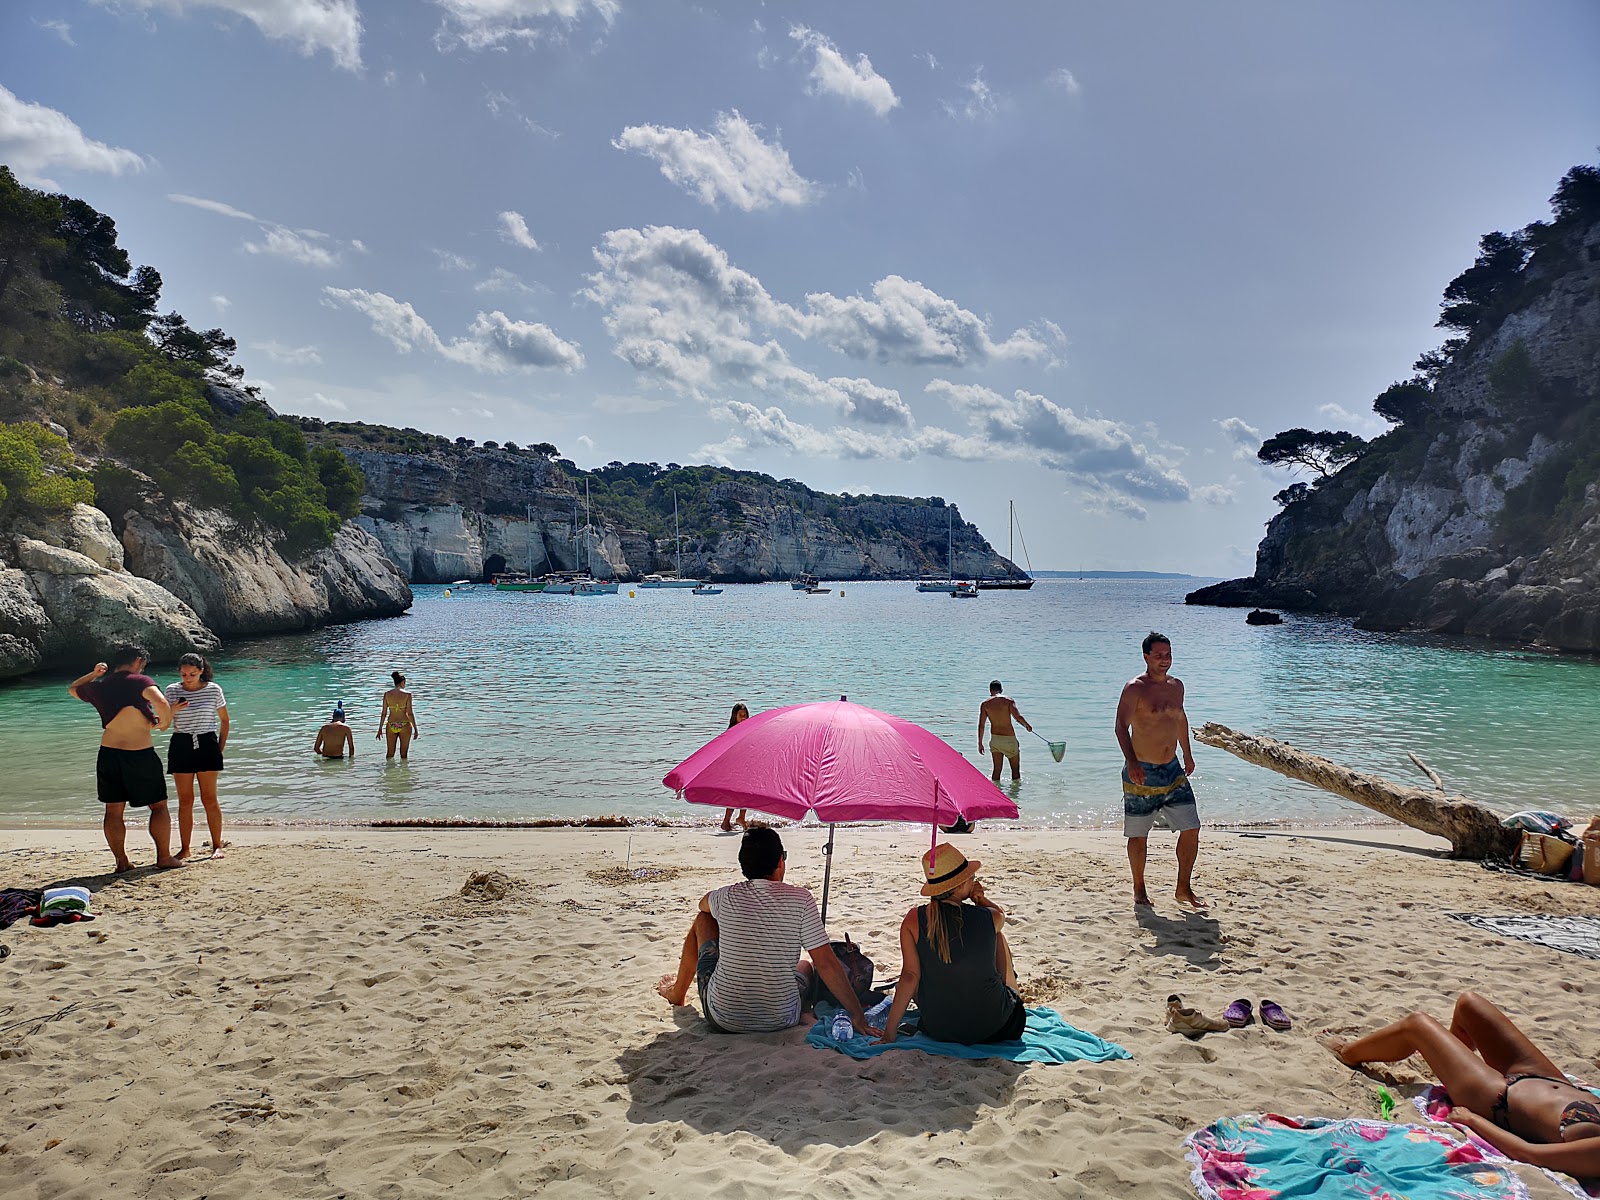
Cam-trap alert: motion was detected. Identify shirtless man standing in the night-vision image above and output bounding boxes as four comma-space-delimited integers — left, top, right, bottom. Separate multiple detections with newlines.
978, 680, 1032, 783
69, 644, 183, 872
1113, 632, 1204, 908
314, 704, 355, 758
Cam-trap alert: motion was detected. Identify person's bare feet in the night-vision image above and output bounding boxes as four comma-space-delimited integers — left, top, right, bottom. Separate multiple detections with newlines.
656, 974, 688, 1006
1176, 888, 1208, 909
154, 857, 186, 870
177, 847, 191, 860
210, 848, 226, 860
112, 859, 135, 874
1133, 890, 1153, 906
719, 821, 733, 832
1315, 1029, 1351, 1060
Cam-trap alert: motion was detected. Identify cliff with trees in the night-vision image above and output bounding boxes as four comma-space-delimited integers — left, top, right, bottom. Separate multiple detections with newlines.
1189, 163, 1600, 653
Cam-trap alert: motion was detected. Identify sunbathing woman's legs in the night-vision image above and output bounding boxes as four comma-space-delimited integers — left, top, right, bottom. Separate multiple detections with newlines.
1331, 1005, 1506, 1117
1446, 991, 1565, 1080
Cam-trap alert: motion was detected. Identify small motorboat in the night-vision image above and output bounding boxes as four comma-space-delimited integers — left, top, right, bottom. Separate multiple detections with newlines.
952, 581, 978, 598
692, 584, 723, 596
805, 586, 832, 595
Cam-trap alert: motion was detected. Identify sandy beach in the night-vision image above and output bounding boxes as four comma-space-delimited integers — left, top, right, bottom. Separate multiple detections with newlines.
2, 821, 1597, 1199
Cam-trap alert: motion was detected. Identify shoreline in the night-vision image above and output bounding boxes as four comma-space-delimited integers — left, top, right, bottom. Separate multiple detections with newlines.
4, 824, 1596, 1197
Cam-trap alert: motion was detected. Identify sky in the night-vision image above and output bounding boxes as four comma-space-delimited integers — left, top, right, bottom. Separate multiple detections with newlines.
1, 2, 1597, 574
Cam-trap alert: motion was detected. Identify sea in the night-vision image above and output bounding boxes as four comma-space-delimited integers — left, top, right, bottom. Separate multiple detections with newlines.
2, 578, 1597, 829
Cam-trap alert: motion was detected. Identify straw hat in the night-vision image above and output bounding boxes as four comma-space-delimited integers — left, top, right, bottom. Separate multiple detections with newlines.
921, 843, 980, 896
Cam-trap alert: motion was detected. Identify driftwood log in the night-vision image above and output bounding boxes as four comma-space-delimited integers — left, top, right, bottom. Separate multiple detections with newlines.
1194, 722, 1519, 860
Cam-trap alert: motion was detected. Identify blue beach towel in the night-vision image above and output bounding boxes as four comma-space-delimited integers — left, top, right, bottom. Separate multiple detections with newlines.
806, 1003, 1131, 1063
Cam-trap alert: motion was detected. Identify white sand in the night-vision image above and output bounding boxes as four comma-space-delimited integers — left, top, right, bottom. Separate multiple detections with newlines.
1, 822, 1597, 1199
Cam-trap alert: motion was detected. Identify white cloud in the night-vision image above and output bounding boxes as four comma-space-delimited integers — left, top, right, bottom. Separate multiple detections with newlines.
593, 393, 672, 415
434, 250, 475, 271
1195, 483, 1235, 505
97, 1, 363, 71
498, 210, 541, 252
169, 192, 359, 267
1047, 67, 1082, 95
251, 340, 322, 365
614, 111, 814, 212
484, 88, 559, 138
37, 19, 75, 44
322, 286, 584, 373
576, 434, 594, 452
431, 0, 618, 51
788, 25, 899, 116
1318, 401, 1386, 436
918, 52, 939, 71
244, 226, 338, 267
304, 391, 348, 411
474, 267, 535, 295
942, 70, 1001, 121
211, 294, 231, 311
1218, 415, 1262, 461
829, 377, 913, 428
929, 380, 1194, 515
0, 85, 146, 186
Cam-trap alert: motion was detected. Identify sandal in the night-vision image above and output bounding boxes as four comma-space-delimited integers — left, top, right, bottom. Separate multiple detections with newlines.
1223, 998, 1253, 1028
1259, 999, 1292, 1031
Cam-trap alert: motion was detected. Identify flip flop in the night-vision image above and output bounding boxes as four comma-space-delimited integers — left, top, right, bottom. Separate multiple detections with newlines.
1260, 999, 1292, 1031
1223, 998, 1253, 1028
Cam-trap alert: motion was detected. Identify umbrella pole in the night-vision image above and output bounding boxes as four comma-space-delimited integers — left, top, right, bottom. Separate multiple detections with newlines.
820, 823, 836, 926
931, 781, 940, 859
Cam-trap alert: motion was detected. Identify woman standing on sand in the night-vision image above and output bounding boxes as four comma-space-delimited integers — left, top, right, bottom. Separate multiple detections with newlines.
165, 652, 229, 860
720, 702, 750, 831
378, 671, 419, 760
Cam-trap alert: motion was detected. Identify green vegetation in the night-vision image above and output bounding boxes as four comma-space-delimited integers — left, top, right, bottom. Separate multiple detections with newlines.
1494, 397, 1600, 553
0, 166, 362, 556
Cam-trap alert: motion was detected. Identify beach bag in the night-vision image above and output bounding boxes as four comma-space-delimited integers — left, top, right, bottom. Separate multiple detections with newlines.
1517, 832, 1575, 876
809, 934, 875, 1008
1582, 816, 1600, 887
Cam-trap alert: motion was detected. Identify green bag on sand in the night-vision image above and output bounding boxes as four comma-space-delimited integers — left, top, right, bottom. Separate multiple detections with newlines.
1374, 1085, 1397, 1120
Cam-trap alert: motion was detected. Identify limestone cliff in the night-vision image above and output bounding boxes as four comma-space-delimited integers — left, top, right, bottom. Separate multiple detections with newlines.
1189, 206, 1600, 652
333, 446, 1019, 584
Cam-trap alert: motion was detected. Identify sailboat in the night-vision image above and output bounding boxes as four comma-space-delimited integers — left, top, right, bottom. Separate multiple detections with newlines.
916, 508, 959, 593
573, 480, 619, 595
976, 500, 1036, 590
639, 494, 701, 588
495, 502, 546, 591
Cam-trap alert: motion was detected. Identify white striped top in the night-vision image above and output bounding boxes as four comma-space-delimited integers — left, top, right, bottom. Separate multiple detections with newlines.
704, 879, 828, 1033
165, 681, 227, 735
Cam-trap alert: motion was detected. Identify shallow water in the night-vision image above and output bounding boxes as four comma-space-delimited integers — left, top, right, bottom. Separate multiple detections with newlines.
2, 579, 1597, 828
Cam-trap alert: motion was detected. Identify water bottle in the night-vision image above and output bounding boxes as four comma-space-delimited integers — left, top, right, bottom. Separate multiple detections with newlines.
830, 1011, 854, 1041
864, 996, 893, 1026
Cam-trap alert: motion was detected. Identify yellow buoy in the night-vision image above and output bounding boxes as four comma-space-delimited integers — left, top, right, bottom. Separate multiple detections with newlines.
629, 590, 636, 598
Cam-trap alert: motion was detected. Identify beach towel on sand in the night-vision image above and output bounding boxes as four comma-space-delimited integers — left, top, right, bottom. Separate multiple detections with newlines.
0, 888, 41, 930
1446, 913, 1600, 961
1412, 1084, 1600, 1200
1183, 1114, 1526, 1200
806, 1003, 1130, 1063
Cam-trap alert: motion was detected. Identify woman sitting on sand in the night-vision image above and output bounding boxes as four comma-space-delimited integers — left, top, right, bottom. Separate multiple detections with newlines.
1322, 992, 1599, 1180
378, 671, 419, 760
874, 844, 1025, 1045
720, 702, 750, 831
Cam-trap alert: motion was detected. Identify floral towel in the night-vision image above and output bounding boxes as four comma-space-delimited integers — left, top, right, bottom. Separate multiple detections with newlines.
1413, 1085, 1600, 1200
1183, 1114, 1527, 1200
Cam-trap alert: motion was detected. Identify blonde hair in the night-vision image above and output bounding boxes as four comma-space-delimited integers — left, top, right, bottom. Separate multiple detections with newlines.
923, 894, 966, 964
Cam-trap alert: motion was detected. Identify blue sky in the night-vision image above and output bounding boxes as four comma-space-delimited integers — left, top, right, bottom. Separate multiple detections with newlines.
2, 1, 1596, 574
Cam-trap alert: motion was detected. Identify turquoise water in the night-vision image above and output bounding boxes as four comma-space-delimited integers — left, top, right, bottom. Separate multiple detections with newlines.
2, 579, 1598, 828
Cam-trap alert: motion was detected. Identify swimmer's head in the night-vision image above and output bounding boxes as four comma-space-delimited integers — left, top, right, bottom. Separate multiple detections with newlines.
332, 701, 346, 723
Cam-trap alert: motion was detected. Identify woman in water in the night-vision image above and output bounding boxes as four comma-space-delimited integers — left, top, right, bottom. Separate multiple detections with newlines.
378, 671, 419, 760
164, 652, 229, 860
1322, 992, 1599, 1179
720, 702, 750, 831
874, 843, 1025, 1046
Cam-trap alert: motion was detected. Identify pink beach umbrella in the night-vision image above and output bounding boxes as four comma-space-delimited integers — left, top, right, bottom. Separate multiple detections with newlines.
662, 699, 1018, 920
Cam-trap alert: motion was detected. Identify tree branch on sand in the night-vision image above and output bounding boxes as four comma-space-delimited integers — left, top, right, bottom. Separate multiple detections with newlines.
1193, 723, 1519, 860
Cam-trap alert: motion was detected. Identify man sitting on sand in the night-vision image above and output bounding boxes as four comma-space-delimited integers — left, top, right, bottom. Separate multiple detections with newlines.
69, 645, 183, 873
657, 827, 880, 1036
1114, 631, 1205, 908
314, 704, 355, 758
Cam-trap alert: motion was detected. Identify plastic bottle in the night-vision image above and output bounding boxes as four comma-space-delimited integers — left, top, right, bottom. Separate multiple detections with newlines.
864, 996, 893, 1026
830, 1011, 854, 1041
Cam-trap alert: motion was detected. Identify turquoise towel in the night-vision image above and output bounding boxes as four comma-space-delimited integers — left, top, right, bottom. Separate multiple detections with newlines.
807, 1003, 1131, 1063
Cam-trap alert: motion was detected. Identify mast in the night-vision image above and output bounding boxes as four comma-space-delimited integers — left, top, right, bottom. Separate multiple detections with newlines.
947, 507, 953, 581
526, 502, 533, 578
1009, 500, 1014, 566
674, 492, 682, 578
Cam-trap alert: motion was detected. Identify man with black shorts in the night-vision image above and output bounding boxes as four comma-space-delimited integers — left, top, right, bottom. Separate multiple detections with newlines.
69, 645, 182, 872
655, 827, 880, 1037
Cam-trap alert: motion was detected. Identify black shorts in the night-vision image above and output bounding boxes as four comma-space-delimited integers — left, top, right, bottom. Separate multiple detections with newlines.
97, 747, 168, 808
168, 732, 224, 775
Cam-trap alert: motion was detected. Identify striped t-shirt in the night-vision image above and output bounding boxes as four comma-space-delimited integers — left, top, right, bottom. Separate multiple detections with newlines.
704, 879, 829, 1033
164, 681, 227, 736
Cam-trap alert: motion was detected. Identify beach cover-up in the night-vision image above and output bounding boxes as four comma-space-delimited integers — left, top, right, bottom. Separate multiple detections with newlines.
1183, 1114, 1528, 1200
1412, 1083, 1600, 1200
1446, 913, 1600, 961
0, 888, 41, 930
805, 1002, 1131, 1063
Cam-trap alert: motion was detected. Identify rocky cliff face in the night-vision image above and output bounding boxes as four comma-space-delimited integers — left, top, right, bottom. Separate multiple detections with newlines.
339, 447, 1017, 584
1189, 214, 1600, 652
0, 498, 412, 678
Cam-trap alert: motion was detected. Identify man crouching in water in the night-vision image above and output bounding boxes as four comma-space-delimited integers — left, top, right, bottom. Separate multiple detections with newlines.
69, 644, 182, 873
657, 827, 880, 1037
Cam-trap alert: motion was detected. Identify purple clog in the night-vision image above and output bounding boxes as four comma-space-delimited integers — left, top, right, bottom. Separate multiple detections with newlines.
1223, 998, 1253, 1028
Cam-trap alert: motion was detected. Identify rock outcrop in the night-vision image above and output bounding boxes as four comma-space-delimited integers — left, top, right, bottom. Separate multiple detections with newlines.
1189, 209, 1600, 653
337, 447, 1017, 584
